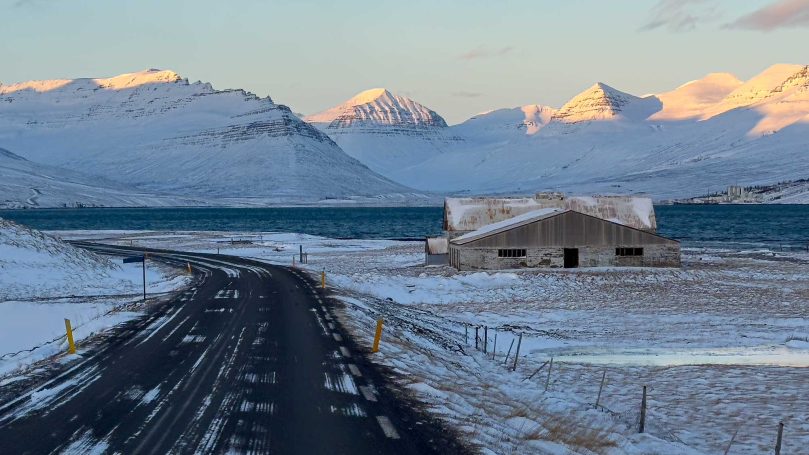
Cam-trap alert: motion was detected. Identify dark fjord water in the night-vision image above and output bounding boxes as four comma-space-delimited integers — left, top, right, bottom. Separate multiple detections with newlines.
1, 205, 808, 249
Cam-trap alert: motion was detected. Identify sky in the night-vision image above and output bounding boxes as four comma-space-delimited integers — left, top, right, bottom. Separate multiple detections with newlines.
1, 0, 808, 124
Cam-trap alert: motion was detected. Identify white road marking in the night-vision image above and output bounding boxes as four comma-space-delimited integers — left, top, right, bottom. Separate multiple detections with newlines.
359, 385, 377, 402
376, 416, 401, 439
158, 315, 191, 343
348, 364, 362, 377
332, 333, 343, 342
323, 372, 359, 395
214, 289, 238, 299
329, 403, 366, 417
360, 384, 379, 402
339, 346, 351, 358
181, 335, 206, 344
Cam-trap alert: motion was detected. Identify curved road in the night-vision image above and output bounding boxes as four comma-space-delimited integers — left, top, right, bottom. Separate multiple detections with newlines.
0, 243, 467, 454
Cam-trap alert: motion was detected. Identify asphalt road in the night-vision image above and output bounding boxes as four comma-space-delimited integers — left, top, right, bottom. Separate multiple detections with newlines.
0, 243, 468, 454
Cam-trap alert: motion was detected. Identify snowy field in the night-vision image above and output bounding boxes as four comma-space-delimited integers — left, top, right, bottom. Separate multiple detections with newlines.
0, 222, 189, 378
50, 230, 809, 454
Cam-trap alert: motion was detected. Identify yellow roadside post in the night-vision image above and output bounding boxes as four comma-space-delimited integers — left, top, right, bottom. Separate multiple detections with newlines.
64, 318, 76, 354
372, 319, 384, 353
321, 271, 326, 289
187, 262, 192, 274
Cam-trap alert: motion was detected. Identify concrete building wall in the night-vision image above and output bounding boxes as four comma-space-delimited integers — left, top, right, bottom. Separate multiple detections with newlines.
425, 253, 449, 266
449, 244, 680, 270
449, 211, 680, 270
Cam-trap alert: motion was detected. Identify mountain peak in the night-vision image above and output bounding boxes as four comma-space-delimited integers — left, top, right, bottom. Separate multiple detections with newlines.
552, 82, 639, 123
94, 69, 183, 89
347, 88, 393, 105
305, 88, 447, 129
707, 63, 808, 115
0, 69, 184, 95
651, 72, 743, 121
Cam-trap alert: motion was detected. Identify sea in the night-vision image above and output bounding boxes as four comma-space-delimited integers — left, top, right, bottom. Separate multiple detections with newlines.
1, 205, 808, 250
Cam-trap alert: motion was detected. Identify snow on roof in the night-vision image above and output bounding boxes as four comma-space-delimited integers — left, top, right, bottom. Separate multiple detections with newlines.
452, 208, 563, 244
426, 237, 449, 254
444, 194, 657, 232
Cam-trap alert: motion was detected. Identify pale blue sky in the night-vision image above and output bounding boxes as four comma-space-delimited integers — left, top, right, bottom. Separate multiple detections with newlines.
2, 0, 807, 123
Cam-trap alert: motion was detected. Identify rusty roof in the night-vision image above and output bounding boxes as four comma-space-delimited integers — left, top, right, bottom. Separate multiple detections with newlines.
444, 194, 657, 233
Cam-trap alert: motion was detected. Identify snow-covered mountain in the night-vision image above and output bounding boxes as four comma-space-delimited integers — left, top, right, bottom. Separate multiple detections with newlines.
3, 64, 808, 205
306, 88, 447, 129
379, 64, 809, 200
0, 70, 421, 205
452, 104, 557, 139
702, 64, 808, 119
304, 89, 460, 181
0, 147, 208, 209
650, 73, 743, 121
552, 83, 642, 123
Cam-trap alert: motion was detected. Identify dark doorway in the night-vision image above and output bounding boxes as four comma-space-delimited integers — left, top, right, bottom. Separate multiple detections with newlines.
563, 248, 579, 268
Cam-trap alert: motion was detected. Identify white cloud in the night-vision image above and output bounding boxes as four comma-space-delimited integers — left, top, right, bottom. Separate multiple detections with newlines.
725, 0, 809, 31
640, 0, 721, 32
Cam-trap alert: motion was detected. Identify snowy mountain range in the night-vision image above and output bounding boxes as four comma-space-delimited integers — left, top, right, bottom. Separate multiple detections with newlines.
1, 64, 807, 207
305, 63, 808, 200
0, 70, 423, 208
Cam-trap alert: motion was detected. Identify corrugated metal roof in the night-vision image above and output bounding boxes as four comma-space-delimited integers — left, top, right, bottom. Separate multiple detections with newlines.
444, 194, 657, 232
451, 209, 678, 247
451, 208, 563, 244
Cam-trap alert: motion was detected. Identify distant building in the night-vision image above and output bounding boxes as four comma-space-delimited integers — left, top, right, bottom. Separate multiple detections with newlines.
424, 237, 449, 266
437, 194, 680, 270
727, 185, 745, 199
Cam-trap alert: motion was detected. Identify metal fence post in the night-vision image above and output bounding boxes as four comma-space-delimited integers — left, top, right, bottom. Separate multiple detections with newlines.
511, 333, 522, 371
639, 385, 647, 433
484, 326, 488, 354
723, 428, 739, 455
595, 370, 606, 409
503, 339, 515, 366
775, 421, 784, 455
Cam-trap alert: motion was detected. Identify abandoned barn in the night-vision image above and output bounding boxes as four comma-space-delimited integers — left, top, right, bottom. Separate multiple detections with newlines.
440, 194, 680, 270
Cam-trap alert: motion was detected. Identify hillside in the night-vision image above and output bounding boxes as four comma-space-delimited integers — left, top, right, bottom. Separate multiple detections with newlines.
0, 218, 187, 375
0, 218, 123, 301
0, 147, 206, 209
0, 70, 422, 205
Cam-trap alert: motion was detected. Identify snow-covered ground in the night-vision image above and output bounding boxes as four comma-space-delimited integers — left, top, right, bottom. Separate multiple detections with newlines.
0, 221, 189, 378
56, 229, 809, 454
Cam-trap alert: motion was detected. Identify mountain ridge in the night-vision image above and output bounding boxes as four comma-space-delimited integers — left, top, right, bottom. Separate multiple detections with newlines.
0, 69, 425, 205
2, 63, 808, 206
